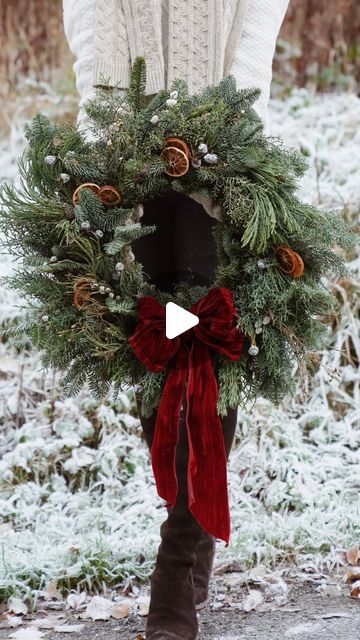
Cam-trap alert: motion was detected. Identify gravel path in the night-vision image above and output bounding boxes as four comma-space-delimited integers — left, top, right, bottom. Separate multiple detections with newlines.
1, 574, 359, 640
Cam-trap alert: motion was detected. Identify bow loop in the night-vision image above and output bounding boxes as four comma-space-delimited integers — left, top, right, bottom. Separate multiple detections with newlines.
130, 296, 179, 372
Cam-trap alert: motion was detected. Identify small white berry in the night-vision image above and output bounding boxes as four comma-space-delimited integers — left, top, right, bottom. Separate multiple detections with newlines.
134, 384, 143, 394
262, 315, 271, 325
45, 155, 57, 165
248, 345, 259, 356
255, 326, 263, 334
50, 256, 58, 263
108, 292, 115, 299
107, 140, 113, 146
254, 319, 262, 328
170, 90, 178, 99
165, 98, 177, 107
95, 229, 104, 238
150, 114, 159, 124
41, 315, 49, 322
203, 153, 218, 164
99, 285, 106, 293
257, 259, 267, 269
198, 143, 208, 154
115, 262, 124, 272
81, 221, 91, 230
191, 158, 201, 168
240, 109, 245, 114
59, 173, 70, 183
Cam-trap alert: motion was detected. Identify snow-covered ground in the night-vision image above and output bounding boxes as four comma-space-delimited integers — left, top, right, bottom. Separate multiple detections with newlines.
0, 88, 359, 603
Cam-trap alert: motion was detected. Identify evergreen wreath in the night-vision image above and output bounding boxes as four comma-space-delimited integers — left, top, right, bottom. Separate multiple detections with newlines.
0, 57, 358, 418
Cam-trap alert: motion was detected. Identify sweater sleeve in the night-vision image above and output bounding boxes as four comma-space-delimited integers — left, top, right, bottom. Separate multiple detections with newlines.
228, 0, 290, 133
63, 0, 99, 132
62, 0, 128, 136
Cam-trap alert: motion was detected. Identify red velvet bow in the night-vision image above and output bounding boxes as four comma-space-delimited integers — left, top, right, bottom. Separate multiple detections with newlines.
129, 287, 246, 546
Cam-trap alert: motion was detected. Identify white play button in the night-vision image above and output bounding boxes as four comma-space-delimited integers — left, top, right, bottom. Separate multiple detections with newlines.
166, 302, 199, 339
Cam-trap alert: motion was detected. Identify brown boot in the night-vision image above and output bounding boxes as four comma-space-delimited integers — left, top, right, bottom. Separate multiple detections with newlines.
145, 398, 204, 640
192, 531, 216, 609
135, 393, 238, 636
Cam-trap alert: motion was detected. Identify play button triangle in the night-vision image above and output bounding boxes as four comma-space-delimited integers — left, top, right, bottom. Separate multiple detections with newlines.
166, 302, 199, 339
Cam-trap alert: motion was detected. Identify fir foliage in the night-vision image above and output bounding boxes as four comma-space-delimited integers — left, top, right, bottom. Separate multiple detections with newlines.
0, 56, 358, 415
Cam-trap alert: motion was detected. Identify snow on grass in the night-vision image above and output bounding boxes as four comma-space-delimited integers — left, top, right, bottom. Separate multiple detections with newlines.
0, 88, 359, 604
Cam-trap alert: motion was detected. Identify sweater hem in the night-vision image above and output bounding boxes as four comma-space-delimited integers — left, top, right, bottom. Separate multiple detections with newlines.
92, 59, 131, 88
145, 65, 165, 95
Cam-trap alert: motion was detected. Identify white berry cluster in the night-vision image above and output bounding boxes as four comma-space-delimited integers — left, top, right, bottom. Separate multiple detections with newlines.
165, 90, 179, 108
254, 315, 271, 334
196, 143, 218, 166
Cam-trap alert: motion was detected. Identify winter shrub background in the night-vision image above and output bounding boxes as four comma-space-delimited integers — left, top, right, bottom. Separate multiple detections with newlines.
0, 85, 359, 603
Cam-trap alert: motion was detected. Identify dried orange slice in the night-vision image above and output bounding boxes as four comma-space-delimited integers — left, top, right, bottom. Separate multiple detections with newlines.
73, 278, 94, 310
72, 183, 100, 206
275, 246, 304, 277
99, 185, 122, 206
164, 137, 191, 158
161, 146, 190, 177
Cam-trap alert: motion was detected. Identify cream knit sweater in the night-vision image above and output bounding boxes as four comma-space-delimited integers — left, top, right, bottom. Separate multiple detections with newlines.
63, 0, 289, 219
63, 0, 289, 132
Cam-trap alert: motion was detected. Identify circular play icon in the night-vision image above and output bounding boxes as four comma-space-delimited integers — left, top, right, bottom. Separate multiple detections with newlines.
165, 302, 199, 339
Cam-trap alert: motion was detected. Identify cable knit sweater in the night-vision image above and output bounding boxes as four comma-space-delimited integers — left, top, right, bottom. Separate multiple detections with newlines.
62, 0, 289, 219
63, 0, 289, 132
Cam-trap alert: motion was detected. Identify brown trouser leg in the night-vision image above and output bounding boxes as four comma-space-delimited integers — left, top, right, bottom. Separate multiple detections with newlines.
133, 191, 238, 637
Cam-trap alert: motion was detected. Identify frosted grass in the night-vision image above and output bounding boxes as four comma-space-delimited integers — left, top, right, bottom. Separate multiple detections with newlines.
0, 88, 359, 601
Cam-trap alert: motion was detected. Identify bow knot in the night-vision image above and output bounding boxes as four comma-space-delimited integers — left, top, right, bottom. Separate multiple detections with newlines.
129, 287, 246, 545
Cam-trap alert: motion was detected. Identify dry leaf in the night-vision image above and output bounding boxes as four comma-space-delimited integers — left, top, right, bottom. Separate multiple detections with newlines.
243, 589, 264, 612
109, 600, 130, 619
82, 595, 113, 620
29, 616, 66, 629
316, 583, 342, 596
122, 582, 139, 597
263, 575, 288, 604
66, 591, 87, 610
42, 579, 63, 601
0, 615, 23, 629
332, 548, 348, 565
350, 580, 360, 598
65, 545, 81, 554
9, 629, 46, 640
346, 544, 360, 566
54, 624, 85, 633
213, 560, 245, 575
344, 568, 360, 583
7, 598, 28, 615
135, 596, 150, 617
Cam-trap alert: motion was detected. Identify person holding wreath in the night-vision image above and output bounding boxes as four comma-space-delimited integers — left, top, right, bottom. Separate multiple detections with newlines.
61, 3, 290, 638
